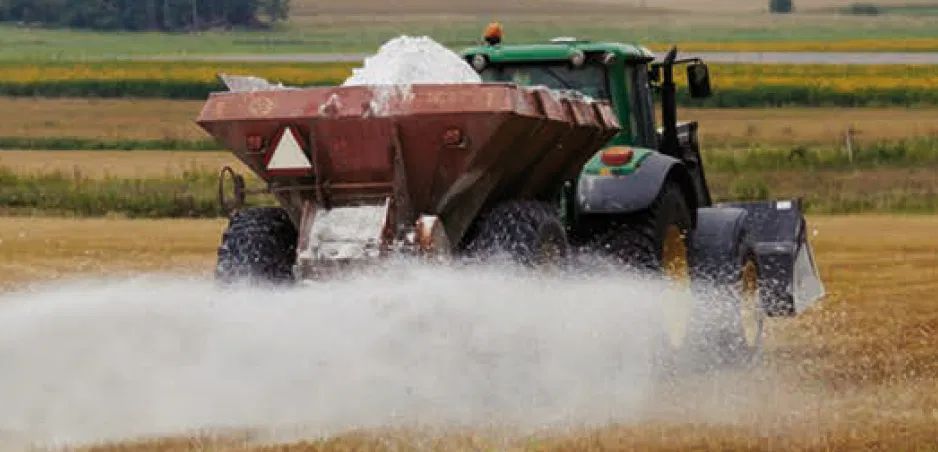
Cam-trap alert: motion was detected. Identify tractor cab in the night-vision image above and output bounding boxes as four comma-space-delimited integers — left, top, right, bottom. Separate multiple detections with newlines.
462, 27, 716, 208
463, 36, 659, 149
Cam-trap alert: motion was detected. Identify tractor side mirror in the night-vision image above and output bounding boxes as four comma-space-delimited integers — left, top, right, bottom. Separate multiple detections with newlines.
687, 63, 712, 98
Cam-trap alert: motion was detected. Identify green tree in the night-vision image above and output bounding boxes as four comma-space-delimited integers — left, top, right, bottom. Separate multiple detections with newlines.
0, 0, 290, 30
769, 0, 793, 13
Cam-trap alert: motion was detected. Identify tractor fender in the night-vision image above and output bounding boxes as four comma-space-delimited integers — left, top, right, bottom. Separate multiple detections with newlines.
576, 151, 698, 218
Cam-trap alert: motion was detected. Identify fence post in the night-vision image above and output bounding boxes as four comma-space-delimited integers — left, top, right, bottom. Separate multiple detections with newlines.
844, 126, 856, 164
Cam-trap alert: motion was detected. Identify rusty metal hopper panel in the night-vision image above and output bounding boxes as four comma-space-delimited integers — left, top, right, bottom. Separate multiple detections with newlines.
198, 84, 619, 244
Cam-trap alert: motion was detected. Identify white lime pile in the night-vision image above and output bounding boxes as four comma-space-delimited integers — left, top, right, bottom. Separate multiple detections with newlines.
343, 35, 481, 86
342, 36, 481, 116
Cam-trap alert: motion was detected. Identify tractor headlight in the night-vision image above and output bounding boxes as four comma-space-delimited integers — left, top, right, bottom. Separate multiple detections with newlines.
570, 50, 586, 67
470, 54, 488, 72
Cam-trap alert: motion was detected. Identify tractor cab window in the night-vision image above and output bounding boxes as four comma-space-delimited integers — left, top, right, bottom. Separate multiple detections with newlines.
627, 63, 657, 148
480, 62, 610, 100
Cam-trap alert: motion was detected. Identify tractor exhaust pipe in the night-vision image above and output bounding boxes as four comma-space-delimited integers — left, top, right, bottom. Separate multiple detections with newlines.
659, 46, 680, 158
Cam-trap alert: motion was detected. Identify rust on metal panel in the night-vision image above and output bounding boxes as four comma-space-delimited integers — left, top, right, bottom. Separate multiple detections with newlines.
295, 199, 318, 264
512, 87, 539, 117
595, 102, 621, 130
390, 122, 414, 234
415, 215, 451, 257
247, 95, 276, 117
562, 99, 582, 126
533, 88, 567, 122
211, 99, 227, 119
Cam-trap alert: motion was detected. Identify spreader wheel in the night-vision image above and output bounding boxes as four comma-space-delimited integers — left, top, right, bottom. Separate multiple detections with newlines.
463, 200, 569, 266
216, 207, 298, 285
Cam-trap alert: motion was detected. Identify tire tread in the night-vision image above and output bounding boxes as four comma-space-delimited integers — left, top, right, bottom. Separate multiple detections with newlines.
216, 207, 298, 284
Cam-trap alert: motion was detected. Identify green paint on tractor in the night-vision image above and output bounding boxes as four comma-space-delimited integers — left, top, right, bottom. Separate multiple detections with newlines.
462, 39, 657, 175
462, 41, 654, 64
582, 147, 654, 176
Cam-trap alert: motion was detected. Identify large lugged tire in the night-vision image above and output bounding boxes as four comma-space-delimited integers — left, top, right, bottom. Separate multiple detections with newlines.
689, 208, 764, 367
463, 200, 569, 266
586, 182, 695, 370
216, 207, 298, 284
588, 182, 693, 275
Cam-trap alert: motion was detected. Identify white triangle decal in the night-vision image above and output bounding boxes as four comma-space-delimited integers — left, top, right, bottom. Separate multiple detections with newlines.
267, 127, 312, 171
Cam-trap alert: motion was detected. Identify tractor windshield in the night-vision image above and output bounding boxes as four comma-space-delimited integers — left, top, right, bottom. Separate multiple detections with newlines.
480, 62, 609, 99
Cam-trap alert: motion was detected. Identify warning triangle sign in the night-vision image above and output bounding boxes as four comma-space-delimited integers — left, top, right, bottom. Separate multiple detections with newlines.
267, 127, 312, 174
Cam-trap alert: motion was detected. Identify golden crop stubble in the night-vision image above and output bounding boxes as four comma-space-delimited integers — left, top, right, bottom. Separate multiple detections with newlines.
6, 96, 938, 147
682, 107, 938, 145
0, 97, 206, 141
0, 217, 226, 289
0, 214, 935, 449
0, 150, 248, 178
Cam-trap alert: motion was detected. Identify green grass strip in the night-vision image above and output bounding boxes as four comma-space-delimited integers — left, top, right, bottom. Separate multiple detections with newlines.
1, 136, 936, 217
2, 165, 938, 218
680, 86, 938, 108
702, 137, 938, 172
0, 79, 339, 99
0, 167, 222, 218
1, 81, 937, 107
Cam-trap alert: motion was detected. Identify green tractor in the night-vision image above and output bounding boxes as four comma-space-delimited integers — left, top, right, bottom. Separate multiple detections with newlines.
462, 31, 824, 364
202, 30, 823, 368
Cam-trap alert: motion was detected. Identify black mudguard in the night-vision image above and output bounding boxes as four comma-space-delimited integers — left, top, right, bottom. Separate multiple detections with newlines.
722, 199, 825, 317
576, 152, 696, 216
690, 207, 749, 282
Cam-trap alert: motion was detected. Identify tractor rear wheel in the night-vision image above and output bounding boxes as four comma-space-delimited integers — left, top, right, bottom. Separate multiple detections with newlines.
589, 182, 692, 275
463, 200, 569, 266
588, 182, 695, 356
216, 207, 298, 285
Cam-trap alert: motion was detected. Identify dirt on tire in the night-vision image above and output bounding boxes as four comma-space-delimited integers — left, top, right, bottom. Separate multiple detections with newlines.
463, 200, 569, 266
216, 207, 298, 284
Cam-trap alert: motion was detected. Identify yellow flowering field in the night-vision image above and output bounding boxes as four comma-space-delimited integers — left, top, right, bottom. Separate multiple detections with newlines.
3, 60, 937, 89
0, 60, 935, 106
0, 61, 355, 85
684, 64, 938, 106
2, 60, 937, 91
709, 63, 938, 91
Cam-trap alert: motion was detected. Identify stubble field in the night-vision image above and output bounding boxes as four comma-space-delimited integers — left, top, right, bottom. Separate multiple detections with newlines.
3, 1, 938, 446
4, 97, 937, 145
1, 215, 937, 449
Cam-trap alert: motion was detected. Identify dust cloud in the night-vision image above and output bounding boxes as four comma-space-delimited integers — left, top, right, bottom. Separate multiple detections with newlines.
0, 262, 678, 447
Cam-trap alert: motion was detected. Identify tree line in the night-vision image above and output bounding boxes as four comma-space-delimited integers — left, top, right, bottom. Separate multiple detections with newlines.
0, 0, 290, 31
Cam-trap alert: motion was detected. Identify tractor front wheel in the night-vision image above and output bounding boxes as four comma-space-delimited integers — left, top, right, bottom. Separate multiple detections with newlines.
689, 210, 765, 367
216, 207, 298, 285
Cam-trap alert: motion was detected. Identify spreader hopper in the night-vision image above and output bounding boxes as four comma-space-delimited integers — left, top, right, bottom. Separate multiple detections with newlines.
198, 83, 619, 272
